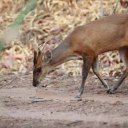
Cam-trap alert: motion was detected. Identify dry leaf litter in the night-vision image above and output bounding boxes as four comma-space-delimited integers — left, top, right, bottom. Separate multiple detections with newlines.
0, 0, 127, 78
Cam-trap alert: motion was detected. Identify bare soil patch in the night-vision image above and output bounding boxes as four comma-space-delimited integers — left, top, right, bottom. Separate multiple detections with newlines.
0, 73, 128, 128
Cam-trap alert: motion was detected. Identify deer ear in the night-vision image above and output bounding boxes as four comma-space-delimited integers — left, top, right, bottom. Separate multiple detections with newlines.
45, 50, 52, 62
34, 50, 37, 65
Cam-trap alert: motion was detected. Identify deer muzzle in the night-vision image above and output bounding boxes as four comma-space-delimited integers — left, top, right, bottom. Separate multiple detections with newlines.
33, 78, 40, 87
33, 67, 42, 87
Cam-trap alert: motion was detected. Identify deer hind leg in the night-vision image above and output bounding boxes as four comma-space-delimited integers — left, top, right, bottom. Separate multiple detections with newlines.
92, 56, 109, 90
75, 56, 93, 98
107, 47, 128, 94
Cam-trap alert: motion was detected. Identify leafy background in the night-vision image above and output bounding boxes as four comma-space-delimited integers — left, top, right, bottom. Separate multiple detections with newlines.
0, 0, 127, 78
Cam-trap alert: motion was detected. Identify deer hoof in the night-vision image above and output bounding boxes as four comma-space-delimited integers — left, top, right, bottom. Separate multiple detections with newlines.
107, 88, 115, 94
75, 93, 82, 99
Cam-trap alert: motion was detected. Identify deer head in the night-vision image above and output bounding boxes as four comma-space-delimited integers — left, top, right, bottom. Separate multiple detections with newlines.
33, 44, 52, 87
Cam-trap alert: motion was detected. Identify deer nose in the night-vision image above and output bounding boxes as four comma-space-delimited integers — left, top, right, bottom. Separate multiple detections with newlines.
33, 79, 39, 87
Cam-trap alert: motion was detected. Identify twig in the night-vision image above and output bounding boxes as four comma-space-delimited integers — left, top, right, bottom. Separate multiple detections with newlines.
111, 0, 119, 14
31, 98, 52, 103
66, 120, 83, 126
100, 0, 104, 17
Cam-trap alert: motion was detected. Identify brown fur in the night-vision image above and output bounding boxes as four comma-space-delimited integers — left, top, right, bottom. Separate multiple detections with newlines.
33, 14, 128, 96
35, 51, 43, 67
69, 14, 128, 56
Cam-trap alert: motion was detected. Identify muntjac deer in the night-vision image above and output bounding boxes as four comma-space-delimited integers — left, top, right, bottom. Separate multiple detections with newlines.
33, 14, 128, 98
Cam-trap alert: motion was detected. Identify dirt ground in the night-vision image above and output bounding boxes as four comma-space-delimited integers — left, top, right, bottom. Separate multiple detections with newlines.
0, 73, 128, 128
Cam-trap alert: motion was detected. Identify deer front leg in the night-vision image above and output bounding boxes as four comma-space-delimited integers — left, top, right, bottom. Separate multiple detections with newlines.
75, 56, 93, 98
